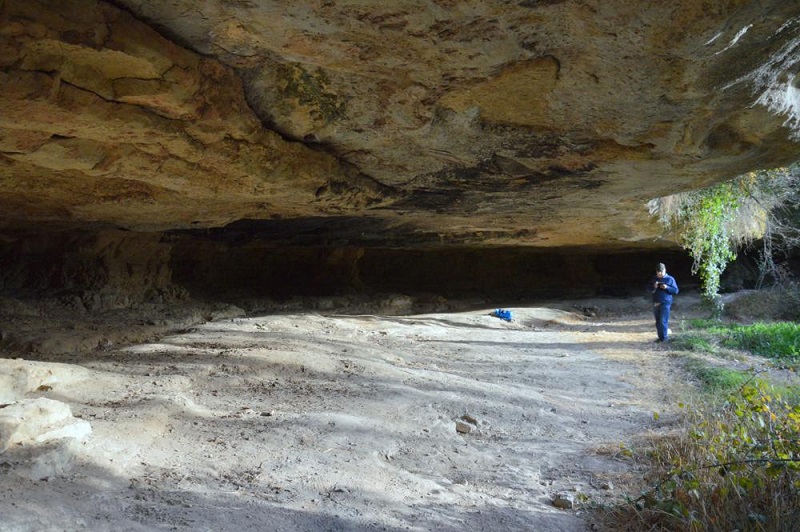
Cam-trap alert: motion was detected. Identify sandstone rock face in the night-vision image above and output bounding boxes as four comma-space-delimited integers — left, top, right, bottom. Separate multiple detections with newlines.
1, 0, 800, 249
0, 0, 385, 233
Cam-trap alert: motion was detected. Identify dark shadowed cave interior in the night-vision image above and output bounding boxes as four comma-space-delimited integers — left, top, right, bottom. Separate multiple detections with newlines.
0, 225, 711, 308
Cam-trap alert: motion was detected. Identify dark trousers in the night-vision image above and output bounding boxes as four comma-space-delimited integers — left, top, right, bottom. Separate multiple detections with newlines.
653, 302, 671, 341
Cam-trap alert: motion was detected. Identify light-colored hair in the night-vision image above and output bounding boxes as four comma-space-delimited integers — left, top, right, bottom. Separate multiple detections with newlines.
656, 263, 666, 272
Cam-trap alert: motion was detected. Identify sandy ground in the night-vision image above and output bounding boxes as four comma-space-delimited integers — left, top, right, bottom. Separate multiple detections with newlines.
0, 296, 698, 532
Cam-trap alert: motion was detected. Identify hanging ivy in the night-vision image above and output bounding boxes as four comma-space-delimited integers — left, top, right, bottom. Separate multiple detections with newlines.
675, 181, 743, 300
649, 175, 774, 313
650, 166, 799, 314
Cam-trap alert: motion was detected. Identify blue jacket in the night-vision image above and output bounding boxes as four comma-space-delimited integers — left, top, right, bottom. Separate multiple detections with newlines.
650, 274, 679, 304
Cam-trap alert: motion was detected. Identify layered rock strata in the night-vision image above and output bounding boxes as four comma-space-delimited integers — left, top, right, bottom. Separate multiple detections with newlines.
1, 0, 798, 248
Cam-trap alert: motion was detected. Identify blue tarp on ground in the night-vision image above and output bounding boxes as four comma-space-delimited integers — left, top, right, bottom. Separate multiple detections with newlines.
491, 309, 512, 322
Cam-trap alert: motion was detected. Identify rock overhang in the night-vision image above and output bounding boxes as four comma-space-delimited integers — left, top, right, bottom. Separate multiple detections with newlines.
1, 0, 799, 250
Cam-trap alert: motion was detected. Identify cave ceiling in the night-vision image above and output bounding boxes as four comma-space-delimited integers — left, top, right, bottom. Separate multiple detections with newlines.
1, 0, 800, 249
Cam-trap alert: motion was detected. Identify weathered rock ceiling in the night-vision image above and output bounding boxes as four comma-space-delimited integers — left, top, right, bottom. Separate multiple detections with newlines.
1, 0, 799, 248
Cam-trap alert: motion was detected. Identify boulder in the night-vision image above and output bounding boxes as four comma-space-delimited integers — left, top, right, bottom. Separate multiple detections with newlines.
0, 398, 91, 453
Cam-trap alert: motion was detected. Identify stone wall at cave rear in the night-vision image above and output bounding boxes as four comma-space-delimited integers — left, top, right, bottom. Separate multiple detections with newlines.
0, 229, 699, 310
1, 0, 800, 250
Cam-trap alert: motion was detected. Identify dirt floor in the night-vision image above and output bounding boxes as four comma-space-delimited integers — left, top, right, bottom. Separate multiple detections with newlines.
1, 294, 706, 531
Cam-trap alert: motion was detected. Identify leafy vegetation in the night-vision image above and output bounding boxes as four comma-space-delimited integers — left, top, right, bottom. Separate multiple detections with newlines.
722, 322, 800, 361
594, 318, 800, 530
674, 182, 744, 300
682, 357, 750, 392
650, 180, 756, 312
598, 380, 800, 531
608, 164, 800, 529
649, 165, 800, 314
673, 319, 800, 370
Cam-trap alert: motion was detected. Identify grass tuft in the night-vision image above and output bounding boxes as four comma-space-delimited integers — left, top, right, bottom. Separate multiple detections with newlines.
685, 359, 750, 392
670, 333, 717, 354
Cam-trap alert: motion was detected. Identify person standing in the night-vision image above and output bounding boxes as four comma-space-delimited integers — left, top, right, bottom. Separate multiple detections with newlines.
650, 263, 679, 342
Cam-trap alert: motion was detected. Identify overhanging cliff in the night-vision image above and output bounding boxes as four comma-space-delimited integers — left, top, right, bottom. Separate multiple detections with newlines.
1, 1, 799, 306
1, 0, 799, 248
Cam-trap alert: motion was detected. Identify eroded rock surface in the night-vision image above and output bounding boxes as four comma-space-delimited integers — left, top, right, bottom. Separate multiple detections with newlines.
0, 0, 385, 233
1, 0, 799, 248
